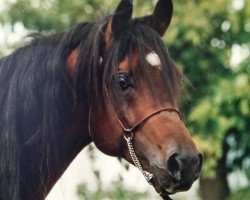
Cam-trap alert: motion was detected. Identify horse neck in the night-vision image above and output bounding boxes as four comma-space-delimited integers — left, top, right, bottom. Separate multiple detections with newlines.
20, 102, 92, 200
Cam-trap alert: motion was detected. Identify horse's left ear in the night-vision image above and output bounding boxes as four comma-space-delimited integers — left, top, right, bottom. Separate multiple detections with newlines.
104, 0, 133, 49
137, 0, 173, 36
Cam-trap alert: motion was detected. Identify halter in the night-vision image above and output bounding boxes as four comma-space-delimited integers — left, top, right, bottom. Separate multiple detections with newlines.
104, 86, 182, 184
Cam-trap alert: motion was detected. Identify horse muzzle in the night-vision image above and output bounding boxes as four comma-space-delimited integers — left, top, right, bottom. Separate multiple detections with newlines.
150, 151, 203, 198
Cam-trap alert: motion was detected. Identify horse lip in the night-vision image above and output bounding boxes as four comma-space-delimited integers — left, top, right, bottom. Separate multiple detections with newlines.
148, 164, 176, 199
163, 186, 175, 194
160, 194, 173, 200
159, 189, 173, 200
149, 175, 173, 200
149, 175, 160, 193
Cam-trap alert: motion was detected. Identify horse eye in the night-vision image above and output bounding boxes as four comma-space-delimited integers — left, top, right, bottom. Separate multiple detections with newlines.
118, 74, 131, 91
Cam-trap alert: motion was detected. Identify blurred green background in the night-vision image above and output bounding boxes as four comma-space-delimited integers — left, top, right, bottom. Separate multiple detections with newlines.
0, 0, 249, 199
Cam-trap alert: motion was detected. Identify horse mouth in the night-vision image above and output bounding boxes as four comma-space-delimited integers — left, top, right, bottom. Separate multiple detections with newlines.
149, 175, 173, 200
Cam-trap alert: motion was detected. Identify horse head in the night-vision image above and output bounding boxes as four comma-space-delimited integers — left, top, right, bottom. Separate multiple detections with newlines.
88, 0, 203, 198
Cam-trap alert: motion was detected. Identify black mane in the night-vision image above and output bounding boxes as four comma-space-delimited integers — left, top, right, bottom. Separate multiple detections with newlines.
0, 14, 181, 199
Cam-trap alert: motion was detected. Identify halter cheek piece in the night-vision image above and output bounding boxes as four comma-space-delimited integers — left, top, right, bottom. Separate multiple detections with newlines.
104, 87, 182, 184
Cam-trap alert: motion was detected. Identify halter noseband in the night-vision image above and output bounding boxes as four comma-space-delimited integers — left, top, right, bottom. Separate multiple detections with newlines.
104, 86, 182, 184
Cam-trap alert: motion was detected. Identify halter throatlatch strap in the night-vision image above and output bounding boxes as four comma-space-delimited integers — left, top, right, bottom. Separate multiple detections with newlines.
104, 86, 182, 184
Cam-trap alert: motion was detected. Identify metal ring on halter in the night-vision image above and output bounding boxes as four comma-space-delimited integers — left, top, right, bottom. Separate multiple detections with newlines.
123, 131, 134, 142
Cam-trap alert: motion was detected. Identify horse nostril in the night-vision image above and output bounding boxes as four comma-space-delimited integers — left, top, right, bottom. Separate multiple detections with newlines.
193, 153, 203, 180
198, 153, 204, 168
167, 153, 182, 183
196, 153, 203, 175
167, 152, 203, 186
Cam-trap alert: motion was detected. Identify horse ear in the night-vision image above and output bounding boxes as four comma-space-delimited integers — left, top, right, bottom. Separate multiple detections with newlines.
137, 0, 173, 36
112, 0, 133, 36
104, 0, 133, 48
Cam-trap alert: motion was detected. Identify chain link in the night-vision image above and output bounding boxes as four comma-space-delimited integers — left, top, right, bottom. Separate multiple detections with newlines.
124, 134, 154, 184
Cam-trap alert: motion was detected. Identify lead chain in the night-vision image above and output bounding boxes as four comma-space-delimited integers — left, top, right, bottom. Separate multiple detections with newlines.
124, 134, 154, 184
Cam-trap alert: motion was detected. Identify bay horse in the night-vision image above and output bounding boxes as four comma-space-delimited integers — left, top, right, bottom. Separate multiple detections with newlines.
0, 0, 202, 199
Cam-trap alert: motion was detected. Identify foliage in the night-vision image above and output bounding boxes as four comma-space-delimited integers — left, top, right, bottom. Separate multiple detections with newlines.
77, 178, 149, 200
165, 0, 250, 179
227, 187, 250, 200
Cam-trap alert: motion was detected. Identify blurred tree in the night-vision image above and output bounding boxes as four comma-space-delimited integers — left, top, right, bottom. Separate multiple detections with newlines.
166, 0, 250, 200
1, 0, 249, 200
77, 179, 149, 200
228, 187, 250, 200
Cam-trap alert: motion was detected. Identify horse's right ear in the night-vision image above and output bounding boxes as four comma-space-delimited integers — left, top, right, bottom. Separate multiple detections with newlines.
136, 0, 173, 36
104, 0, 133, 48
